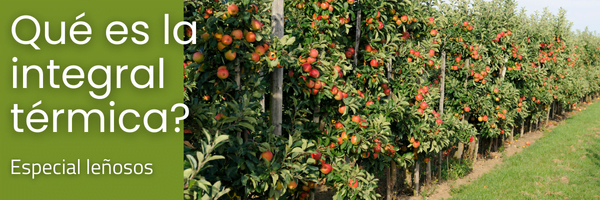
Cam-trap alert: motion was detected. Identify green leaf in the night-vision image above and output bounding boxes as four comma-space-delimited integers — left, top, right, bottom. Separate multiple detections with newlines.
205, 155, 225, 163
184, 168, 195, 180
286, 37, 296, 46
239, 122, 256, 132
213, 134, 229, 146
187, 154, 198, 170
291, 147, 303, 153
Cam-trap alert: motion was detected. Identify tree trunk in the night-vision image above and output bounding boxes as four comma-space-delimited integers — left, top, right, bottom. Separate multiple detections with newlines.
494, 137, 499, 152
426, 161, 432, 187
414, 161, 420, 197
546, 106, 551, 127
455, 141, 464, 161
392, 162, 397, 190
529, 117, 533, 133
551, 101, 555, 120
473, 136, 480, 162
406, 167, 412, 189
235, 62, 245, 141
487, 137, 493, 156
509, 126, 514, 143
520, 121, 524, 138
386, 167, 392, 200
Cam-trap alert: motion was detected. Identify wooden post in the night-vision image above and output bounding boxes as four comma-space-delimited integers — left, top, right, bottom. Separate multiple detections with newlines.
271, 0, 284, 136
497, 60, 506, 150
353, 1, 361, 67
437, 52, 446, 181
310, 105, 321, 200
386, 60, 396, 200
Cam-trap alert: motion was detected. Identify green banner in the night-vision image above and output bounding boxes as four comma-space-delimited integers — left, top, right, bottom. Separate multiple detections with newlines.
0, 0, 181, 199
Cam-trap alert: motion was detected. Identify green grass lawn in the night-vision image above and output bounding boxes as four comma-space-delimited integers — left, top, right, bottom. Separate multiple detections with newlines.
449, 101, 600, 199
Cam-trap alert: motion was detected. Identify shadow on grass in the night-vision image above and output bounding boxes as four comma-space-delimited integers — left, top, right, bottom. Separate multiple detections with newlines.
585, 133, 600, 186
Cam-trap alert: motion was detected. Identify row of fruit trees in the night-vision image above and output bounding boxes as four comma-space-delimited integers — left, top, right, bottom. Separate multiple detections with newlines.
183, 0, 600, 199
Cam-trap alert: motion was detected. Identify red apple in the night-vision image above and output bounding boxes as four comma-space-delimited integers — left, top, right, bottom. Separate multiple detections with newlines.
339, 106, 346, 114
192, 52, 204, 63
309, 68, 320, 78
416, 94, 423, 101
413, 141, 420, 148
359, 120, 368, 128
352, 115, 360, 123
302, 63, 312, 72
231, 29, 243, 40
224, 50, 236, 61
251, 20, 263, 30
214, 113, 225, 120
370, 59, 378, 67
311, 150, 321, 160
255, 45, 266, 55
430, 29, 438, 36
300, 192, 308, 199
341, 131, 348, 140
351, 135, 360, 145
348, 179, 359, 188
261, 150, 273, 161
420, 102, 429, 109
221, 34, 233, 46
331, 86, 339, 95
217, 66, 229, 79
335, 122, 343, 129
320, 163, 332, 174
381, 83, 388, 89
251, 53, 260, 62
288, 181, 298, 190
245, 32, 256, 43
373, 145, 381, 153
306, 80, 315, 88
310, 49, 319, 58
227, 4, 239, 16
366, 101, 374, 106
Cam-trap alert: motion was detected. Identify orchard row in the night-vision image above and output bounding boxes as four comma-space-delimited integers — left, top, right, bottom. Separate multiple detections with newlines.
183, 0, 600, 199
